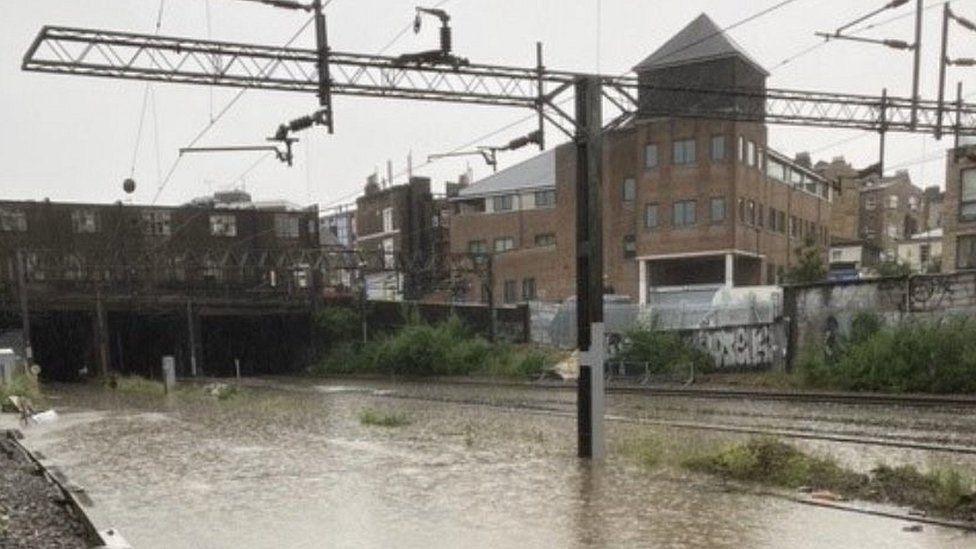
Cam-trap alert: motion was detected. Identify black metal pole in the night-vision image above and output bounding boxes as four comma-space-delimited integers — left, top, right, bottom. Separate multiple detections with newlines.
574, 76, 604, 459
911, 0, 923, 128
937, 3, 951, 140
313, 0, 333, 133
879, 88, 888, 177
536, 42, 546, 151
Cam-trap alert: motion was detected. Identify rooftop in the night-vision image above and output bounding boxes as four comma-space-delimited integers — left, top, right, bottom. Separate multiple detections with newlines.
456, 149, 556, 199
633, 13, 768, 76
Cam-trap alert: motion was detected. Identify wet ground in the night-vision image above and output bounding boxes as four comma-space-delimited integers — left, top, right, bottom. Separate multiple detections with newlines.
7, 378, 976, 548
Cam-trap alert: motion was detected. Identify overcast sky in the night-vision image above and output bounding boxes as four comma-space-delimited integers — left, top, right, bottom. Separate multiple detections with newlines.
2, 0, 975, 210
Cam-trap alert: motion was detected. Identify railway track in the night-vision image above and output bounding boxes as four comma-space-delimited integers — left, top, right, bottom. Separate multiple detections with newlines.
372, 391, 976, 456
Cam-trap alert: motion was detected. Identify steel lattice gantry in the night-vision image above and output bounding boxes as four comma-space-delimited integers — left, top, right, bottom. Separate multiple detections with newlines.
22, 25, 976, 136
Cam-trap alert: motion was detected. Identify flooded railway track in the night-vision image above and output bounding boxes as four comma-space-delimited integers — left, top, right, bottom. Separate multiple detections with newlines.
372, 391, 976, 456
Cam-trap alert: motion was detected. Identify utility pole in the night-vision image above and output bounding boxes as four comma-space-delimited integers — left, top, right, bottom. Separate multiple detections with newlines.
911, 0, 923, 128
574, 76, 605, 460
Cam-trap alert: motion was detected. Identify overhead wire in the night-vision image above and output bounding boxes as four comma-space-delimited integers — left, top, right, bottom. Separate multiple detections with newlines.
152, 1, 333, 205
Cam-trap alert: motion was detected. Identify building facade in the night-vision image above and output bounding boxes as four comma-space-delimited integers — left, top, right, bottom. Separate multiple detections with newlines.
897, 228, 943, 273
448, 14, 833, 305
942, 145, 976, 270
355, 175, 441, 300
857, 171, 924, 262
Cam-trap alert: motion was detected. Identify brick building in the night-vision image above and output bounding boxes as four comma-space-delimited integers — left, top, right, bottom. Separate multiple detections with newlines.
449, 14, 833, 304
0, 196, 321, 379
815, 157, 861, 241
355, 175, 445, 300
922, 185, 944, 232
857, 170, 924, 261
942, 145, 976, 270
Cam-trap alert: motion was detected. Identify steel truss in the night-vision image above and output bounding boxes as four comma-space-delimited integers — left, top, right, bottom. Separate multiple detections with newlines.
23, 26, 976, 135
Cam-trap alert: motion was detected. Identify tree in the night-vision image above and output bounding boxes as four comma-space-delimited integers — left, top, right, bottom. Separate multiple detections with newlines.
783, 237, 827, 285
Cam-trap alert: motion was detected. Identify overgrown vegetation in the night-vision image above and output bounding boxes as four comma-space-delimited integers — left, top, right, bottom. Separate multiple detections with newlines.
358, 408, 410, 427
679, 438, 976, 521
313, 306, 361, 343
797, 313, 976, 393
874, 259, 912, 278
611, 323, 713, 376
312, 315, 560, 379
108, 375, 167, 396
783, 237, 827, 285
0, 374, 41, 412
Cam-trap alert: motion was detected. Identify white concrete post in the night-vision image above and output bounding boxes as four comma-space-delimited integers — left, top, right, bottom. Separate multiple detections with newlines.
161, 356, 176, 394
725, 253, 735, 288
587, 322, 606, 460
638, 259, 648, 306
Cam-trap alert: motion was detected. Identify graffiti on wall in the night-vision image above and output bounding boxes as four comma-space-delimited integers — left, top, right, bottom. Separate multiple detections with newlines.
692, 324, 781, 370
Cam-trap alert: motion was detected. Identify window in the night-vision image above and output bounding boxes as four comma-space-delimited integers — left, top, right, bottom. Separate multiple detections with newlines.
962, 169, 976, 221
468, 240, 487, 254
767, 263, 776, 284
909, 196, 919, 211
503, 280, 517, 304
209, 214, 237, 237
274, 214, 300, 239
673, 139, 696, 165
920, 244, 931, 263
710, 135, 726, 161
767, 160, 786, 181
738, 198, 746, 222
382, 207, 394, 232
790, 215, 798, 239
886, 224, 899, 239
494, 237, 515, 253
644, 203, 659, 229
710, 198, 726, 224
757, 203, 764, 228
887, 195, 899, 209
738, 135, 746, 162
534, 190, 555, 208
522, 278, 536, 301
71, 210, 97, 234
492, 195, 514, 212
382, 238, 395, 269
673, 200, 697, 228
622, 178, 636, 202
831, 249, 843, 261
535, 233, 556, 247
865, 196, 877, 211
623, 234, 636, 259
0, 208, 27, 232
746, 141, 756, 167
142, 211, 171, 237
768, 208, 777, 231
644, 144, 659, 169
778, 211, 786, 234
747, 200, 756, 226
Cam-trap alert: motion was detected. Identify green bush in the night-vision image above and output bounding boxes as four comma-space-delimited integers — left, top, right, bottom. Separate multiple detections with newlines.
0, 374, 41, 412
313, 307, 361, 343
312, 316, 557, 379
613, 324, 713, 375
797, 316, 976, 394
358, 407, 410, 427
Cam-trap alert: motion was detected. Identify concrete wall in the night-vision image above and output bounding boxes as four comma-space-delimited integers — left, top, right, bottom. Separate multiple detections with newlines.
786, 271, 976, 367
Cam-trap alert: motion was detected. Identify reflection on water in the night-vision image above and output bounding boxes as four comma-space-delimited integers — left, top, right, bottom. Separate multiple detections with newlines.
14, 381, 976, 548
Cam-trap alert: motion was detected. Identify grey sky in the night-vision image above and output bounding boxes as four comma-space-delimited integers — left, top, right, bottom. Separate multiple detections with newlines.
2, 0, 975, 210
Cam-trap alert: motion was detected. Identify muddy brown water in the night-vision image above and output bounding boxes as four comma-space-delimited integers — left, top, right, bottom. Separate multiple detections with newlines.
9, 379, 976, 548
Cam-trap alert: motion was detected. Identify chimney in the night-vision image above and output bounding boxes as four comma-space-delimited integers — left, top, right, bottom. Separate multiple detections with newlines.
365, 173, 380, 195
794, 152, 812, 169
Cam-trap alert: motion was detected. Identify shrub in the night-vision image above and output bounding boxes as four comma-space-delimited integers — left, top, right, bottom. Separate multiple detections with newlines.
796, 316, 976, 394
0, 374, 41, 412
312, 316, 557, 379
358, 408, 410, 427
613, 325, 713, 375
313, 307, 361, 343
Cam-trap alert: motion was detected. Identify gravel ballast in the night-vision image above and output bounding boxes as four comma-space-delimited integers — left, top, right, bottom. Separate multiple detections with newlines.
0, 437, 88, 548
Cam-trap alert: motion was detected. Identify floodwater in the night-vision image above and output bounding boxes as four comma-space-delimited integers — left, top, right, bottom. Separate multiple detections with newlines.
10, 379, 976, 548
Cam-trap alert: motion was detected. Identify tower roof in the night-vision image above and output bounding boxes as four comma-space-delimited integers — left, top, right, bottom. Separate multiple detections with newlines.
633, 13, 768, 76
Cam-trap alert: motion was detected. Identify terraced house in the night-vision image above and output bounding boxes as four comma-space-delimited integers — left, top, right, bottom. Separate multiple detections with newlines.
449, 14, 833, 305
